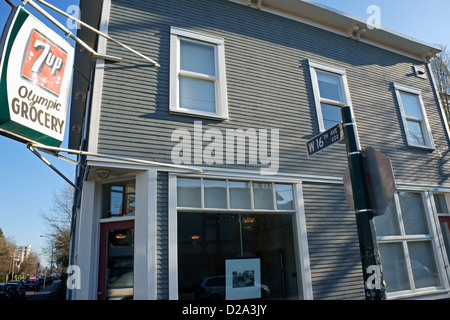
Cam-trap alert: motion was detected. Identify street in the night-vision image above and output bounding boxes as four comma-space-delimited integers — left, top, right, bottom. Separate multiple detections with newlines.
25, 280, 60, 300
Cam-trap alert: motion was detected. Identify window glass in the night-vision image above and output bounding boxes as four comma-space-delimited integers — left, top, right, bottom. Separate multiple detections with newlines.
177, 212, 299, 300
103, 181, 135, 218
408, 241, 440, 289
374, 200, 401, 236
434, 194, 449, 213
406, 120, 426, 146
204, 179, 227, 209
179, 76, 216, 113
253, 182, 274, 210
274, 184, 294, 210
106, 228, 134, 300
229, 181, 252, 209
379, 243, 410, 292
321, 103, 342, 130
177, 178, 201, 208
316, 71, 343, 102
398, 192, 429, 235
180, 40, 215, 76
400, 92, 423, 120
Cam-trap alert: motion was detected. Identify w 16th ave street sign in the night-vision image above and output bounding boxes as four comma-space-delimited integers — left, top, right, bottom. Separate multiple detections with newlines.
306, 122, 344, 156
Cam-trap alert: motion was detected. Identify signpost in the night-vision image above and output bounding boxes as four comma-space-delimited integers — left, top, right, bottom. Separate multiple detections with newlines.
306, 107, 389, 300
306, 122, 344, 156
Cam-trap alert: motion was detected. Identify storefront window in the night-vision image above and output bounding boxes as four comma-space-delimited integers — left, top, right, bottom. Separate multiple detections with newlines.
176, 177, 300, 300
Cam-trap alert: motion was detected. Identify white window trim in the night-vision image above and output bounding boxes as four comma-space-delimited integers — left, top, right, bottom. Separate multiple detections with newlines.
309, 60, 352, 132
393, 83, 435, 150
168, 173, 313, 300
376, 189, 450, 299
169, 27, 228, 120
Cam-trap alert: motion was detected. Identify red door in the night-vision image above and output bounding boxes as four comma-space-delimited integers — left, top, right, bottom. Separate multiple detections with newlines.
98, 220, 135, 300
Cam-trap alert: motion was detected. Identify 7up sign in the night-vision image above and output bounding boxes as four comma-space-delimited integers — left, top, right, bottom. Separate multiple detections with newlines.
0, 6, 74, 147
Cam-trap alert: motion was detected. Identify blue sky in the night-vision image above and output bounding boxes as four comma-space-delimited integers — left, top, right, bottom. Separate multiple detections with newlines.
0, 0, 449, 267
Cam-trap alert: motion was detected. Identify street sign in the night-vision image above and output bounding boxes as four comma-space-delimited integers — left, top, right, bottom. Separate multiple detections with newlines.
343, 147, 396, 216
306, 122, 344, 156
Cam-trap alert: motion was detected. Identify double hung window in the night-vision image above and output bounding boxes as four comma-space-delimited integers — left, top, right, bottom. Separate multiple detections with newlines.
394, 83, 435, 149
309, 61, 352, 132
170, 27, 228, 119
374, 191, 449, 298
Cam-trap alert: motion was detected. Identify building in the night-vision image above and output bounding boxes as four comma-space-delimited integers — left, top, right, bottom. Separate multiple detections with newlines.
67, 0, 450, 300
14, 245, 31, 269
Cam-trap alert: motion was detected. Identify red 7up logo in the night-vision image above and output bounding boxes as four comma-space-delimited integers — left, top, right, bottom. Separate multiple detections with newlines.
22, 30, 68, 96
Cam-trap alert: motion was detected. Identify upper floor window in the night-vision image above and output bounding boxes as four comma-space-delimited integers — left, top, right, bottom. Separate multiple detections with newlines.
170, 27, 228, 119
394, 83, 435, 150
309, 61, 352, 132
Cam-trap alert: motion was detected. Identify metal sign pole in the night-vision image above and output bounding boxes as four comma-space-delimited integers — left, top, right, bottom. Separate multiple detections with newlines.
341, 106, 386, 300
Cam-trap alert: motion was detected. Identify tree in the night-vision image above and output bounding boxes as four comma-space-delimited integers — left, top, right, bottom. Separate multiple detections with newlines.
431, 44, 450, 125
0, 228, 15, 278
40, 185, 73, 271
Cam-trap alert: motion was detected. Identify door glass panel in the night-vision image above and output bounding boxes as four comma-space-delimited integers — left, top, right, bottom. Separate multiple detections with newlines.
106, 228, 134, 300
408, 241, 440, 289
398, 192, 429, 235
379, 243, 410, 292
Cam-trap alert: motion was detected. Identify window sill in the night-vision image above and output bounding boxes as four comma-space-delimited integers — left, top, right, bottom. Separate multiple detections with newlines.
407, 144, 436, 152
169, 109, 229, 121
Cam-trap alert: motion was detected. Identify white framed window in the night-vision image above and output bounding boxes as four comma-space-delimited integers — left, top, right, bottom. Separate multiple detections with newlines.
170, 27, 228, 119
168, 175, 313, 300
374, 191, 450, 298
393, 83, 435, 150
309, 60, 352, 132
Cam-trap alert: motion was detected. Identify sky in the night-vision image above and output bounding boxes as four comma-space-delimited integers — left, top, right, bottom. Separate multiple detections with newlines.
0, 0, 449, 268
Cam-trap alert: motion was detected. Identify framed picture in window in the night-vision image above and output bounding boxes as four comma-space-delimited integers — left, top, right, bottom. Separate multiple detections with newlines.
225, 258, 261, 300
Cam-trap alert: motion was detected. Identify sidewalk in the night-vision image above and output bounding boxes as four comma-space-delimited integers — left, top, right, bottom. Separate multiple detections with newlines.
25, 280, 61, 300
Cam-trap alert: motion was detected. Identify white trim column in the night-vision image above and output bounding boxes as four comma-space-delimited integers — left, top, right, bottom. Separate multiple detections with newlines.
134, 170, 158, 299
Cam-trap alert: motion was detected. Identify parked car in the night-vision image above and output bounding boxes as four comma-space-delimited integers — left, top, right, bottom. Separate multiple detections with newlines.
45, 276, 53, 285
25, 278, 40, 292
6, 282, 25, 300
0, 283, 10, 300
194, 276, 270, 300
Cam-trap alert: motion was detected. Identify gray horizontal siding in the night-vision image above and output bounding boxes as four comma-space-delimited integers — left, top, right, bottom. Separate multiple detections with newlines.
95, 0, 450, 186
302, 182, 365, 300
157, 171, 169, 300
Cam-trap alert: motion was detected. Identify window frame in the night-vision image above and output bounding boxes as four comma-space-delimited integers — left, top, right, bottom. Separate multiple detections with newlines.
309, 60, 352, 132
375, 190, 450, 299
169, 27, 228, 120
168, 174, 313, 300
393, 83, 435, 150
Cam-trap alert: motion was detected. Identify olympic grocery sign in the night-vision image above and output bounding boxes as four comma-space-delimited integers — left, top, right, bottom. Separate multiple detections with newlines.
0, 6, 74, 147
